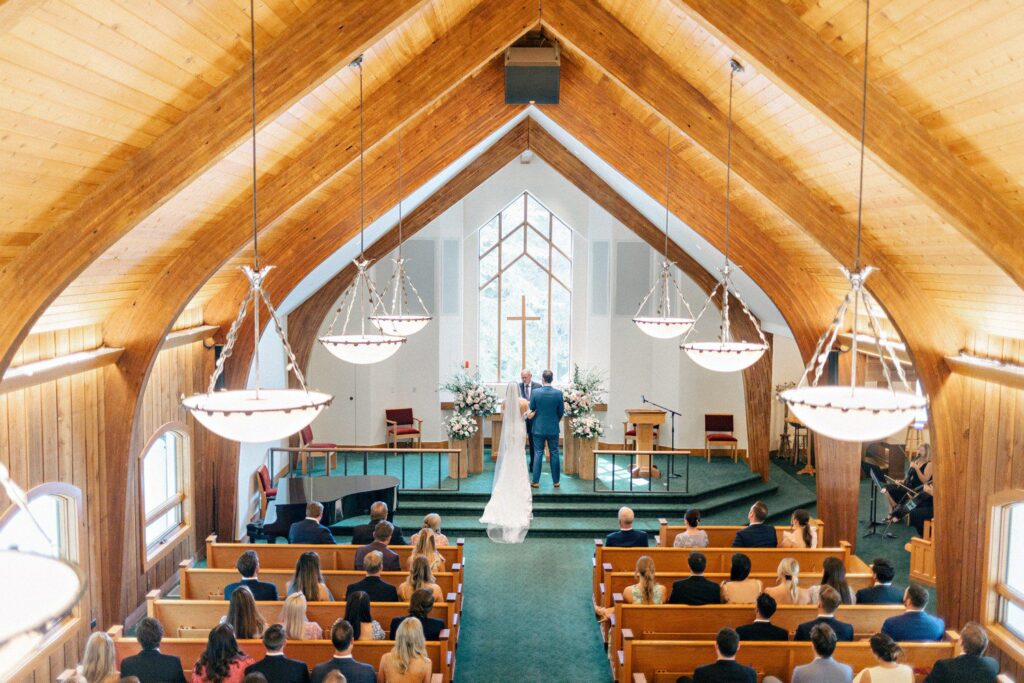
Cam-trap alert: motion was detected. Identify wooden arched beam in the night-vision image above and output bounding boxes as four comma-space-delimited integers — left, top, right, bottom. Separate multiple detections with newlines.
669, 0, 1024, 291
0, 0, 428, 376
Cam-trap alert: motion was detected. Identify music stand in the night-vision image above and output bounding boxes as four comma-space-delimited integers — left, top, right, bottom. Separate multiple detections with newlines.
865, 468, 896, 539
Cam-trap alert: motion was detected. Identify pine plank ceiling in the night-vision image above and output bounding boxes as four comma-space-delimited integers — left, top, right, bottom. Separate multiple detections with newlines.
1, 0, 1022, 371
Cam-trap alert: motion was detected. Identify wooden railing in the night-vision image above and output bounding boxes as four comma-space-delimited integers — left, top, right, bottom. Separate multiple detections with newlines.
267, 446, 463, 490
656, 519, 824, 548
906, 519, 936, 586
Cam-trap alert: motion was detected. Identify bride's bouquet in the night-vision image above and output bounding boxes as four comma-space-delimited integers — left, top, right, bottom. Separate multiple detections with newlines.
571, 414, 605, 440
440, 369, 499, 417
444, 413, 479, 441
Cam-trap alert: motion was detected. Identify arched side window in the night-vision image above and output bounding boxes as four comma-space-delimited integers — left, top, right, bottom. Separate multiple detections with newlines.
140, 423, 191, 564
984, 489, 1024, 664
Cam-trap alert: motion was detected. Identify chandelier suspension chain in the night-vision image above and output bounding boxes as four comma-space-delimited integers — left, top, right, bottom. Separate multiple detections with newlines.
356, 55, 366, 257
853, 0, 871, 273
397, 126, 404, 258
248, 0, 261, 396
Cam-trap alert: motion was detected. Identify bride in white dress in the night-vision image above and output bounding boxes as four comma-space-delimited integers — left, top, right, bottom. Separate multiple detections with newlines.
479, 382, 533, 543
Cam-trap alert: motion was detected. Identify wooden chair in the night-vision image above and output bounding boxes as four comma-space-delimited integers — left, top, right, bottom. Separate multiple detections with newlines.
704, 413, 738, 462
256, 464, 276, 517
623, 421, 659, 450
386, 408, 422, 448
297, 425, 337, 475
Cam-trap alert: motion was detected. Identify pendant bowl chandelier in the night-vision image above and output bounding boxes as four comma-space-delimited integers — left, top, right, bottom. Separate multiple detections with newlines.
681, 60, 768, 373
369, 127, 432, 338
0, 464, 86, 680
182, 0, 332, 442
319, 55, 407, 364
633, 130, 695, 339
779, 0, 925, 442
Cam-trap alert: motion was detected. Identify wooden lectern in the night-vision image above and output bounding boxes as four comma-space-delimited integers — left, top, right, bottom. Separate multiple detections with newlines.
626, 408, 665, 478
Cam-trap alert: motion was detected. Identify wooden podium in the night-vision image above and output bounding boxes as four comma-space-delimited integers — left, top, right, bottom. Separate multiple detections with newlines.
626, 408, 665, 478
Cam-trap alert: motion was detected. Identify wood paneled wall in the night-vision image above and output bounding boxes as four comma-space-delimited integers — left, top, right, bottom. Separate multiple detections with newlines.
0, 328, 213, 681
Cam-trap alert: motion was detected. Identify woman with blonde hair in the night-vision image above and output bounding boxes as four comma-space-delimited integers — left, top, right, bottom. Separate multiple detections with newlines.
407, 530, 445, 573
279, 592, 323, 640
409, 513, 449, 548
287, 551, 333, 602
622, 556, 666, 605
77, 631, 119, 683
763, 557, 813, 605
377, 617, 432, 683
222, 585, 266, 639
398, 555, 445, 602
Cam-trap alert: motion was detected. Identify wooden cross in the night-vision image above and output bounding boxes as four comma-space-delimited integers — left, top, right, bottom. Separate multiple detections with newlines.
506, 294, 540, 370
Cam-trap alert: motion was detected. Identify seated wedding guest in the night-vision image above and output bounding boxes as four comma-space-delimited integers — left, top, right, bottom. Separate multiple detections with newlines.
764, 558, 813, 605
76, 632, 120, 683
407, 529, 445, 573
378, 618, 432, 683
322, 674, 347, 683
853, 633, 912, 683
736, 594, 788, 642
397, 555, 445, 603
242, 676, 267, 683
347, 551, 400, 603
311, 620, 375, 683
119, 617, 187, 683
622, 555, 667, 604
721, 553, 763, 604
668, 552, 722, 605
732, 501, 777, 548
289, 502, 337, 545
856, 559, 903, 605
222, 586, 266, 639
281, 592, 323, 640
351, 502, 406, 546
288, 551, 334, 602
673, 509, 709, 549
604, 506, 649, 547
345, 591, 386, 641
225, 550, 278, 601
781, 509, 817, 549
924, 621, 999, 683
810, 557, 856, 605
794, 586, 854, 641
790, 624, 853, 683
678, 628, 756, 683
192, 624, 255, 683
408, 513, 448, 548
389, 589, 445, 641
881, 585, 945, 642
244, 625, 310, 683
355, 522, 401, 572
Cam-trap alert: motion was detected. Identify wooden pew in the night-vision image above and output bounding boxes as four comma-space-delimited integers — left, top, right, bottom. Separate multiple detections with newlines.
205, 535, 465, 579
593, 541, 868, 604
600, 569, 874, 609
179, 560, 462, 609
621, 634, 958, 683
656, 519, 823, 548
109, 625, 451, 683
906, 520, 936, 587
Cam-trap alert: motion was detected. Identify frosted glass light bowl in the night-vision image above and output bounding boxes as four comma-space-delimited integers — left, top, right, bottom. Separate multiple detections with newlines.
319, 334, 406, 365
182, 389, 333, 442
682, 341, 769, 372
633, 317, 695, 340
779, 385, 927, 442
369, 315, 431, 337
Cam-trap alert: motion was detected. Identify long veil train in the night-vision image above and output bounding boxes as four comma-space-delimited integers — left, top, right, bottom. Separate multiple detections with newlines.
479, 382, 533, 543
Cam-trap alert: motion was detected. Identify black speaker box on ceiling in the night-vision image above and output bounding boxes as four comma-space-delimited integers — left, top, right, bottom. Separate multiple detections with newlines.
504, 45, 560, 104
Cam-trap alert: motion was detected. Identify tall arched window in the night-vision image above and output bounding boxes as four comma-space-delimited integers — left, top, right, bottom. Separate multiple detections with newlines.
141, 424, 190, 561
984, 490, 1024, 662
478, 192, 572, 383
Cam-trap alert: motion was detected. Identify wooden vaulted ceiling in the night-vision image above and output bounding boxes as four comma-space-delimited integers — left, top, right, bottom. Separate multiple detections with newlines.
2, 0, 1024, 388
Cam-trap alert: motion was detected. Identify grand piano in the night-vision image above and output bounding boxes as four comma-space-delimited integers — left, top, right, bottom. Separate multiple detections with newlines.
254, 474, 400, 542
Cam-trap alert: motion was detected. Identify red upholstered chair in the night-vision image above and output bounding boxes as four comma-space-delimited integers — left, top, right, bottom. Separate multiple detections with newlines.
705, 413, 739, 463
622, 421, 659, 450
256, 464, 277, 517
385, 408, 422, 448
298, 425, 338, 475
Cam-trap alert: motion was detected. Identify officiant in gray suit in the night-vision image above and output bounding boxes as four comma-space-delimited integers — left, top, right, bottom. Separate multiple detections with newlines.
519, 369, 542, 463
528, 370, 564, 488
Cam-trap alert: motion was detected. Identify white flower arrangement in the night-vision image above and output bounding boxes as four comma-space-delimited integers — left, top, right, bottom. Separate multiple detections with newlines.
440, 369, 499, 417
571, 414, 605, 439
444, 413, 479, 441
563, 388, 593, 417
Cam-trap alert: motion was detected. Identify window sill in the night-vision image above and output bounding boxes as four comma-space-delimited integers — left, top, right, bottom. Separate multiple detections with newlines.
987, 622, 1024, 669
143, 523, 191, 572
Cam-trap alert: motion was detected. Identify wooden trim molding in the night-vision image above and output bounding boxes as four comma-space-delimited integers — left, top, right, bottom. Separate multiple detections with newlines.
162, 325, 219, 351
947, 354, 1024, 391
0, 347, 123, 394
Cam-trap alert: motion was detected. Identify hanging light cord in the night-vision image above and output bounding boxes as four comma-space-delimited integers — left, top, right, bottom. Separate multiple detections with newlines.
724, 60, 741, 269
355, 55, 366, 257
397, 126, 404, 258
247, 0, 262, 395
853, 0, 870, 272
662, 128, 671, 260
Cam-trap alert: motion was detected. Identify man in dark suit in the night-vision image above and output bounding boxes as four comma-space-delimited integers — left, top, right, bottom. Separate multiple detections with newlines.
604, 506, 649, 547
223, 550, 278, 601
389, 588, 446, 641
668, 552, 722, 605
855, 558, 904, 604
288, 501, 336, 545
732, 500, 777, 548
527, 370, 564, 488
736, 594, 789, 642
345, 550, 399, 602
354, 521, 401, 571
678, 628, 756, 683
519, 369, 542, 461
311, 619, 376, 683
118, 617, 187, 683
244, 625, 310, 683
350, 501, 405, 545
925, 621, 1000, 683
882, 584, 946, 642
794, 586, 854, 641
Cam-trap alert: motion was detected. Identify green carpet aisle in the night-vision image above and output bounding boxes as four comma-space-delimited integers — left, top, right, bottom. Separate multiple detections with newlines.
452, 537, 612, 683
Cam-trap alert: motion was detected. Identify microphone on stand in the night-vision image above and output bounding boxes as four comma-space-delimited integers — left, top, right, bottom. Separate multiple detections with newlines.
641, 395, 647, 404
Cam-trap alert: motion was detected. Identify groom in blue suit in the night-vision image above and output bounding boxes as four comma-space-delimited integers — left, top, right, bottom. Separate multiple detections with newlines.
528, 370, 564, 488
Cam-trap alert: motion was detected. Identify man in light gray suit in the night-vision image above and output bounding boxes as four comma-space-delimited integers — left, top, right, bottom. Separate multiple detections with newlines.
787, 623, 853, 683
